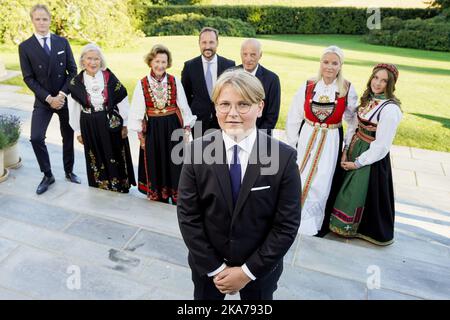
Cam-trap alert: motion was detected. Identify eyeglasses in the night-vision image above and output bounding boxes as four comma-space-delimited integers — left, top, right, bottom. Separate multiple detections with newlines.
216, 102, 253, 114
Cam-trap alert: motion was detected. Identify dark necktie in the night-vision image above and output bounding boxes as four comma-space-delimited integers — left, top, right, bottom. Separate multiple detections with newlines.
42, 37, 51, 56
229, 144, 241, 207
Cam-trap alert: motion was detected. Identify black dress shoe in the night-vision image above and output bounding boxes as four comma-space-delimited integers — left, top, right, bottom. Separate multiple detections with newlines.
65, 172, 81, 184
36, 175, 55, 195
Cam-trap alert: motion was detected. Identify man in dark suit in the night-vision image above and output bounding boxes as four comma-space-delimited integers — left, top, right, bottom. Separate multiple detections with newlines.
177, 69, 301, 300
181, 27, 235, 137
18, 4, 80, 195
239, 38, 281, 136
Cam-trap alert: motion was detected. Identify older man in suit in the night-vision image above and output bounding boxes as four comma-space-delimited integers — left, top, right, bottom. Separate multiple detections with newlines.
181, 27, 235, 137
19, 4, 80, 194
239, 38, 281, 136
177, 69, 301, 300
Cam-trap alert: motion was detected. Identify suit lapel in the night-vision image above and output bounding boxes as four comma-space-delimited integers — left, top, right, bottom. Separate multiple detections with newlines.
30, 35, 50, 66
217, 55, 225, 76
47, 34, 58, 76
255, 64, 264, 81
232, 132, 262, 221
195, 56, 210, 99
211, 133, 234, 216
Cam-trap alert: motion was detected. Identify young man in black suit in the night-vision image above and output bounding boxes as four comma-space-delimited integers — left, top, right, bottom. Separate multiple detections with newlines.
18, 4, 80, 195
181, 27, 235, 137
240, 38, 281, 136
177, 69, 301, 300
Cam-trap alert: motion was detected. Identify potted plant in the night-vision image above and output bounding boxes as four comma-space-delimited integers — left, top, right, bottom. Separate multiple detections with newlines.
0, 114, 21, 169
0, 129, 9, 182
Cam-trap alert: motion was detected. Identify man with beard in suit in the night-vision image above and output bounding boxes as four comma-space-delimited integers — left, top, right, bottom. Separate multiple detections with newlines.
177, 69, 301, 300
181, 27, 235, 137
19, 4, 80, 194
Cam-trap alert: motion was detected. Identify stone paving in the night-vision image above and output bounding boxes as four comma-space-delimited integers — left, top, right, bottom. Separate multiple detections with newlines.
0, 84, 449, 300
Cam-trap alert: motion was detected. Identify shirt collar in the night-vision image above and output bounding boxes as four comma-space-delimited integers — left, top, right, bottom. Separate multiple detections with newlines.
244, 64, 259, 76
222, 128, 257, 155
148, 73, 167, 83
84, 70, 103, 81
34, 32, 51, 40
318, 78, 337, 87
202, 54, 218, 65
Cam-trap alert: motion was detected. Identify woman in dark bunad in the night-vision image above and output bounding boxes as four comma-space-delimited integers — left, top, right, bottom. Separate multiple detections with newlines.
129, 44, 196, 204
286, 46, 358, 236
68, 43, 135, 193
330, 63, 402, 246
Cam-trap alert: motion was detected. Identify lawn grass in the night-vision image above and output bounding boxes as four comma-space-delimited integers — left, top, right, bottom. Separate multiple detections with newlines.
1, 34, 449, 151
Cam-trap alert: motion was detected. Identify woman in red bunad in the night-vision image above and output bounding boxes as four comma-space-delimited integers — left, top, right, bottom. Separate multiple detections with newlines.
286, 46, 358, 237
129, 44, 196, 204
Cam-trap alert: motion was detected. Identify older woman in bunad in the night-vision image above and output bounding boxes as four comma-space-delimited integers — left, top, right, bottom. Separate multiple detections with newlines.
68, 43, 135, 192
330, 63, 402, 246
129, 44, 196, 204
286, 46, 359, 236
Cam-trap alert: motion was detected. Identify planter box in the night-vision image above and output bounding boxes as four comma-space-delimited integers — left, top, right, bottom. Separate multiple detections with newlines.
4, 142, 21, 169
0, 149, 9, 183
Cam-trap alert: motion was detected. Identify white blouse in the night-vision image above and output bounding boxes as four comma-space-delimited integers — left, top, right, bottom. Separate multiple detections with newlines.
286, 78, 359, 148
356, 100, 402, 166
128, 74, 197, 132
68, 70, 130, 135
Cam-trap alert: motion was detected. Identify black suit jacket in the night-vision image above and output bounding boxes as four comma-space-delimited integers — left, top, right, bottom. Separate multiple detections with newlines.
19, 34, 77, 108
238, 64, 281, 132
177, 130, 301, 279
181, 55, 235, 128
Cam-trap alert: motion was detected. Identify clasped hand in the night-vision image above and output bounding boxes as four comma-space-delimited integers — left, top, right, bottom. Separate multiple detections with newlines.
49, 94, 65, 109
213, 266, 251, 295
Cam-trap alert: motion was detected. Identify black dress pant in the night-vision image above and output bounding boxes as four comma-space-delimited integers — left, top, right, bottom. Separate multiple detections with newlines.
191, 263, 282, 300
30, 105, 74, 175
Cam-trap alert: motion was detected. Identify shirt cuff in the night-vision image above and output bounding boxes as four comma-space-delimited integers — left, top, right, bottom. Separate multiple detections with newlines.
207, 263, 226, 278
354, 158, 363, 169
58, 91, 67, 97
241, 264, 256, 281
45, 95, 51, 103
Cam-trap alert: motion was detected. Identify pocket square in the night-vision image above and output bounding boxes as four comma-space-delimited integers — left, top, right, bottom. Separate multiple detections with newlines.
57, 50, 65, 55
251, 186, 270, 191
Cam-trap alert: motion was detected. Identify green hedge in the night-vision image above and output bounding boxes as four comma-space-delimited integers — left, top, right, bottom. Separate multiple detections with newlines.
142, 5, 439, 35
366, 16, 450, 51
144, 13, 256, 37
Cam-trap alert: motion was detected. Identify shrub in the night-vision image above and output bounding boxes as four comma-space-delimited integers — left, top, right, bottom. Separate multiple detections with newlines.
0, 115, 21, 147
144, 13, 256, 37
0, 130, 6, 151
366, 16, 450, 51
143, 5, 440, 35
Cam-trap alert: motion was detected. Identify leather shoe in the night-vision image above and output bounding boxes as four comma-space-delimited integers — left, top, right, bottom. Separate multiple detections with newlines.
65, 172, 81, 184
36, 175, 55, 195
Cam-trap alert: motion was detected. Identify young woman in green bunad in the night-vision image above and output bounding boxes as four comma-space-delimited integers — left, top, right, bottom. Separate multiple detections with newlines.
330, 63, 402, 246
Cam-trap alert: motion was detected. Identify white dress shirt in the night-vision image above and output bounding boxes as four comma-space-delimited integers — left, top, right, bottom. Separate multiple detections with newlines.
244, 64, 259, 77
202, 54, 218, 89
207, 128, 258, 281
286, 78, 359, 148
34, 32, 52, 50
68, 70, 130, 135
356, 101, 402, 166
128, 74, 197, 132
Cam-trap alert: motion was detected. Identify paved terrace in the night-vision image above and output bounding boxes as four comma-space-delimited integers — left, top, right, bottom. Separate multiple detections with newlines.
0, 84, 449, 300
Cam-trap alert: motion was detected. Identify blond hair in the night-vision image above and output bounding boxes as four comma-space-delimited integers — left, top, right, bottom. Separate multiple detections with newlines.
212, 69, 265, 105
314, 46, 349, 98
144, 44, 172, 68
30, 4, 51, 19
